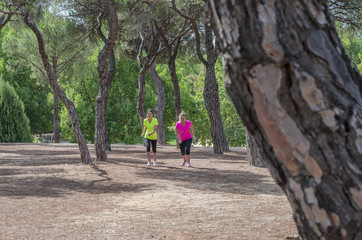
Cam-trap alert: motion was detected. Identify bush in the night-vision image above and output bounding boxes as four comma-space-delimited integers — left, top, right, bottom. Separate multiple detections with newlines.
0, 79, 32, 142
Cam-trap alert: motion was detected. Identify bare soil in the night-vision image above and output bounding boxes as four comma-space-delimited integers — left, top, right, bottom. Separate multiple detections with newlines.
0, 143, 298, 240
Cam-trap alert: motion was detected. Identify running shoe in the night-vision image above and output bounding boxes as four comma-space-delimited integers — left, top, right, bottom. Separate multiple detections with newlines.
181, 161, 185, 166
187, 163, 191, 167
147, 162, 151, 166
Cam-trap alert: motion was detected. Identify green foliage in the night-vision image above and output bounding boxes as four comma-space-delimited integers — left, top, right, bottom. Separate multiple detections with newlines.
59, 58, 147, 144
157, 57, 246, 147
0, 26, 53, 134
338, 29, 362, 69
0, 78, 32, 142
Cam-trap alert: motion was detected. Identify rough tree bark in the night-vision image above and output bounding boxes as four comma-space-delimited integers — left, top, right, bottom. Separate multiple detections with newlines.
148, 60, 166, 145
246, 130, 264, 167
203, 23, 229, 154
207, 0, 362, 239
94, 0, 118, 161
172, 0, 229, 154
24, 13, 91, 164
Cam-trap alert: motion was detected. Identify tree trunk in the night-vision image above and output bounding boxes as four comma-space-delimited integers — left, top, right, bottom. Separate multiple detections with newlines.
24, 13, 91, 164
207, 1, 362, 239
246, 130, 264, 167
148, 60, 166, 145
168, 59, 182, 122
168, 59, 182, 149
95, 83, 109, 161
136, 69, 147, 129
203, 24, 229, 154
0, 13, 12, 30
53, 93, 60, 143
94, 0, 118, 161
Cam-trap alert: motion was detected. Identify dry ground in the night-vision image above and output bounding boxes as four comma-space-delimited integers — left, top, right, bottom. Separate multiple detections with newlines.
0, 143, 298, 240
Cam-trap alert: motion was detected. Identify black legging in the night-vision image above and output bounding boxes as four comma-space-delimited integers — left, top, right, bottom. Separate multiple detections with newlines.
145, 138, 157, 152
180, 138, 192, 155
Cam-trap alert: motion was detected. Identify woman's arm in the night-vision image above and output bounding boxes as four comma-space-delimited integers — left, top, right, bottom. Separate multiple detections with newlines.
175, 128, 181, 143
191, 125, 195, 138
149, 125, 158, 136
141, 123, 146, 137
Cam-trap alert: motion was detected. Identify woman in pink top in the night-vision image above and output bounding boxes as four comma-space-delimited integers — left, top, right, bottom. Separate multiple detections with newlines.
175, 112, 195, 167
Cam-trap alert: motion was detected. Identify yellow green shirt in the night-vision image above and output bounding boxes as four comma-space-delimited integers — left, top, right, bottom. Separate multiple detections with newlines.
143, 117, 158, 140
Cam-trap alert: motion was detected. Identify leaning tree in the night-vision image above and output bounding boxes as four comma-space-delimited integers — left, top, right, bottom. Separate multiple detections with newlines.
2, 1, 92, 164
206, 0, 362, 239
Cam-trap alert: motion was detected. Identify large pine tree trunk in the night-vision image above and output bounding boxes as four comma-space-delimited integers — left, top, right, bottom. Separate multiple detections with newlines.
53, 93, 60, 143
149, 61, 166, 145
207, 1, 362, 239
24, 13, 91, 164
94, 0, 117, 161
203, 24, 229, 154
246, 130, 264, 167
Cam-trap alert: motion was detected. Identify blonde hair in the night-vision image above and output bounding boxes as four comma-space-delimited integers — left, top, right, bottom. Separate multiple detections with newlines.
179, 111, 186, 120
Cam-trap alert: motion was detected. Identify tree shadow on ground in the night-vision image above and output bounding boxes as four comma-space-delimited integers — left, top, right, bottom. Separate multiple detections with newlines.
0, 170, 152, 199
0, 177, 152, 198
134, 166, 283, 196
108, 148, 283, 196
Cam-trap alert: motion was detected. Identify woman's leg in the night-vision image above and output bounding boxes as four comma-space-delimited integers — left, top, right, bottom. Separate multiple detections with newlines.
180, 141, 187, 165
185, 139, 192, 166
151, 140, 157, 165
145, 139, 151, 165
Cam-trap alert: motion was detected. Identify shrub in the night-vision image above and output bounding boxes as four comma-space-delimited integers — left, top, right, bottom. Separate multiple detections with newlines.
0, 79, 32, 142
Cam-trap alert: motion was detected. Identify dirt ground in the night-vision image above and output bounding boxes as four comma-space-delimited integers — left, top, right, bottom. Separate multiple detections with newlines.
0, 143, 298, 240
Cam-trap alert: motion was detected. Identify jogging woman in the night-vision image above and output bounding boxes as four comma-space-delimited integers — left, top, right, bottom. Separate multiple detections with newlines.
141, 109, 158, 166
175, 112, 195, 167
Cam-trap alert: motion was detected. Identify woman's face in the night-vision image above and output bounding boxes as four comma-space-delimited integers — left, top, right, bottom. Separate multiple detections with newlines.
147, 111, 153, 118
180, 115, 186, 122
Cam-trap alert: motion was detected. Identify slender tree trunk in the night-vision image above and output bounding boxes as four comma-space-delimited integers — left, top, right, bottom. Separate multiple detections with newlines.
95, 50, 115, 161
168, 59, 182, 122
24, 13, 91, 164
94, 0, 118, 161
53, 93, 60, 143
207, 1, 362, 239
203, 25, 229, 154
148, 60, 166, 145
52, 58, 60, 143
168, 58, 182, 149
95, 84, 109, 161
246, 130, 264, 167
204, 64, 229, 153
137, 69, 147, 129
0, 13, 12, 30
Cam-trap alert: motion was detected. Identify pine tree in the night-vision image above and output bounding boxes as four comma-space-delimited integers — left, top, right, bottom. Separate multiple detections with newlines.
0, 79, 32, 142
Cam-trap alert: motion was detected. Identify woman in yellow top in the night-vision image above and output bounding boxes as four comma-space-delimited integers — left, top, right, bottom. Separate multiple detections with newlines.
141, 109, 158, 166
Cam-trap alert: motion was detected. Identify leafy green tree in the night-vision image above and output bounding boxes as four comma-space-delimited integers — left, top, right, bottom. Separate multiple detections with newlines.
59, 58, 154, 145
337, 24, 362, 68
0, 26, 53, 135
157, 57, 246, 147
0, 78, 32, 142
